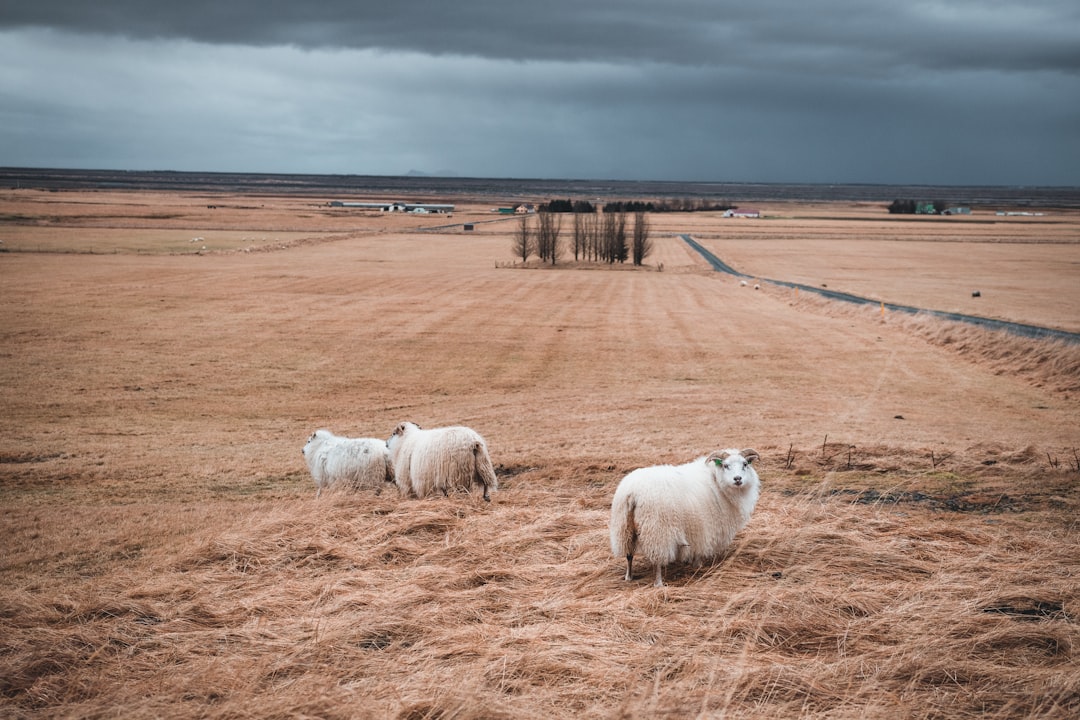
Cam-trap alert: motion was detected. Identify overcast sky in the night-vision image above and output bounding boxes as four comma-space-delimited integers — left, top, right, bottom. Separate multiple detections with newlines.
1, 1, 1078, 185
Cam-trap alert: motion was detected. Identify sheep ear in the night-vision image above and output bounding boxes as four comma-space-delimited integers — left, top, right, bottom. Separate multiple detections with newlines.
742, 449, 759, 464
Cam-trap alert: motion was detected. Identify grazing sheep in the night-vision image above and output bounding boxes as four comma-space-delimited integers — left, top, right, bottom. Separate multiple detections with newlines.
302, 429, 393, 497
387, 421, 498, 501
610, 448, 761, 587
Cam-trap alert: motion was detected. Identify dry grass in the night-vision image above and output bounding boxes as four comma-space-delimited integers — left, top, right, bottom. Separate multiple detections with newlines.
785, 292, 1080, 396
2, 467, 1077, 719
1, 189, 1078, 719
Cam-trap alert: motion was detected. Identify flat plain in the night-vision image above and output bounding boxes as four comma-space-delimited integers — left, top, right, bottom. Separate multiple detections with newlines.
1, 187, 1078, 719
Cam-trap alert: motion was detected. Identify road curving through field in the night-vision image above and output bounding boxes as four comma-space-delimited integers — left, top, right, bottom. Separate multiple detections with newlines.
680, 233, 1080, 345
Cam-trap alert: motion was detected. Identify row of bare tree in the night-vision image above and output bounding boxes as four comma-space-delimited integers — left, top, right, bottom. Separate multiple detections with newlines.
513, 211, 652, 266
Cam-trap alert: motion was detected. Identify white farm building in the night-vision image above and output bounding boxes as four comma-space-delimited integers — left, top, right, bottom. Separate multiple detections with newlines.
328, 201, 455, 214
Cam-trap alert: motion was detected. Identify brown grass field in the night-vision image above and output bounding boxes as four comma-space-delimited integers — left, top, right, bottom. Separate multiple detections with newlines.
1, 188, 1079, 719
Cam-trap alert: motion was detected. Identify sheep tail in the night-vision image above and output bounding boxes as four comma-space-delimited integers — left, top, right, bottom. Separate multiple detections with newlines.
472, 441, 498, 502
617, 495, 639, 581
623, 497, 639, 557
610, 493, 639, 569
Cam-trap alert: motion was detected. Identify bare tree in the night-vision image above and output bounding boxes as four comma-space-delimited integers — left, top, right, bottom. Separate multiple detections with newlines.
588, 212, 601, 261
512, 213, 532, 263
631, 211, 652, 266
614, 211, 628, 263
537, 210, 563, 265
582, 212, 600, 261
601, 212, 616, 263
572, 212, 585, 261
600, 211, 628, 263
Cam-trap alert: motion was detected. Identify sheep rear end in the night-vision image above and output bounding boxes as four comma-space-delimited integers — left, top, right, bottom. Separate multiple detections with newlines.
472, 440, 498, 502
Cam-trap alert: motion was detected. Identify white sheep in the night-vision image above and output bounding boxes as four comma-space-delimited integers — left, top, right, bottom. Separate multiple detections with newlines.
302, 429, 393, 497
609, 448, 761, 587
387, 421, 498, 501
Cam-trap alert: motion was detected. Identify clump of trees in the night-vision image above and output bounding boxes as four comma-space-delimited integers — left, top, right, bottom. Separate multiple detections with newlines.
540, 198, 597, 213
538, 198, 732, 214
888, 199, 947, 214
513, 209, 653, 266
603, 198, 733, 213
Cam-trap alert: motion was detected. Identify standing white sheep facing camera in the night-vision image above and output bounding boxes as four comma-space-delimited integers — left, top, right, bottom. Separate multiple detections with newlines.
610, 448, 761, 587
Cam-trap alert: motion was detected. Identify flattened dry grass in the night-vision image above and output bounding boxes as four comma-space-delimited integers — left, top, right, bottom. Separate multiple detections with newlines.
2, 461, 1078, 719
2, 189, 1078, 718
788, 291, 1080, 396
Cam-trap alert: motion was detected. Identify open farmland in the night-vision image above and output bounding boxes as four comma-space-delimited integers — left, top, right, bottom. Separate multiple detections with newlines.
1, 186, 1078, 719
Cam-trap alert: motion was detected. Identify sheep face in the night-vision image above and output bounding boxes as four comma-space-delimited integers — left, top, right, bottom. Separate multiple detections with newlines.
302, 429, 329, 459
707, 449, 759, 489
387, 421, 419, 455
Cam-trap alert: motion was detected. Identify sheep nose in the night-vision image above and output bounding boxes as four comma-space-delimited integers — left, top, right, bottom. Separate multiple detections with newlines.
733, 477, 743, 486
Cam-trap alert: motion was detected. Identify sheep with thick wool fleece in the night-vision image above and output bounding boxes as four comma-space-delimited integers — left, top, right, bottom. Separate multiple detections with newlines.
302, 429, 393, 497
610, 448, 761, 587
387, 421, 498, 501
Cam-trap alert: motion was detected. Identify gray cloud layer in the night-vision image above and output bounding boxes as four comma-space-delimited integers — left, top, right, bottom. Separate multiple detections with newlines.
2, 1, 1078, 184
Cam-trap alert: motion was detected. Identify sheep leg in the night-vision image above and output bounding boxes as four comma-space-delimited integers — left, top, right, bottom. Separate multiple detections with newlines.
653, 564, 665, 588
624, 554, 633, 581
482, 483, 491, 502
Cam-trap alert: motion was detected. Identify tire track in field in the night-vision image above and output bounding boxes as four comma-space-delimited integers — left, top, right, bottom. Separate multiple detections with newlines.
680, 234, 1080, 345
497, 270, 633, 389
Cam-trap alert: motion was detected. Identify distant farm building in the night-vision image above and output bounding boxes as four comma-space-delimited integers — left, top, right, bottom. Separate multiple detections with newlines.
494, 204, 535, 214
943, 207, 971, 215
723, 207, 761, 218
327, 201, 454, 214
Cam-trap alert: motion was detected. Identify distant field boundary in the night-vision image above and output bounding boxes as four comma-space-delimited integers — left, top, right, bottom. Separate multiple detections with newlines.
680, 233, 1080, 345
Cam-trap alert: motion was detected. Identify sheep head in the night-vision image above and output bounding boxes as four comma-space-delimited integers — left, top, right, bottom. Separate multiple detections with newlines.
302, 429, 329, 458
389, 421, 419, 438
705, 448, 760, 488
387, 421, 419, 454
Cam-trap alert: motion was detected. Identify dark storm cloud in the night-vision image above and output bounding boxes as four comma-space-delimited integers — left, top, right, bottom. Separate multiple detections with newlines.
4, 0, 1078, 72
1, 1, 1078, 184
